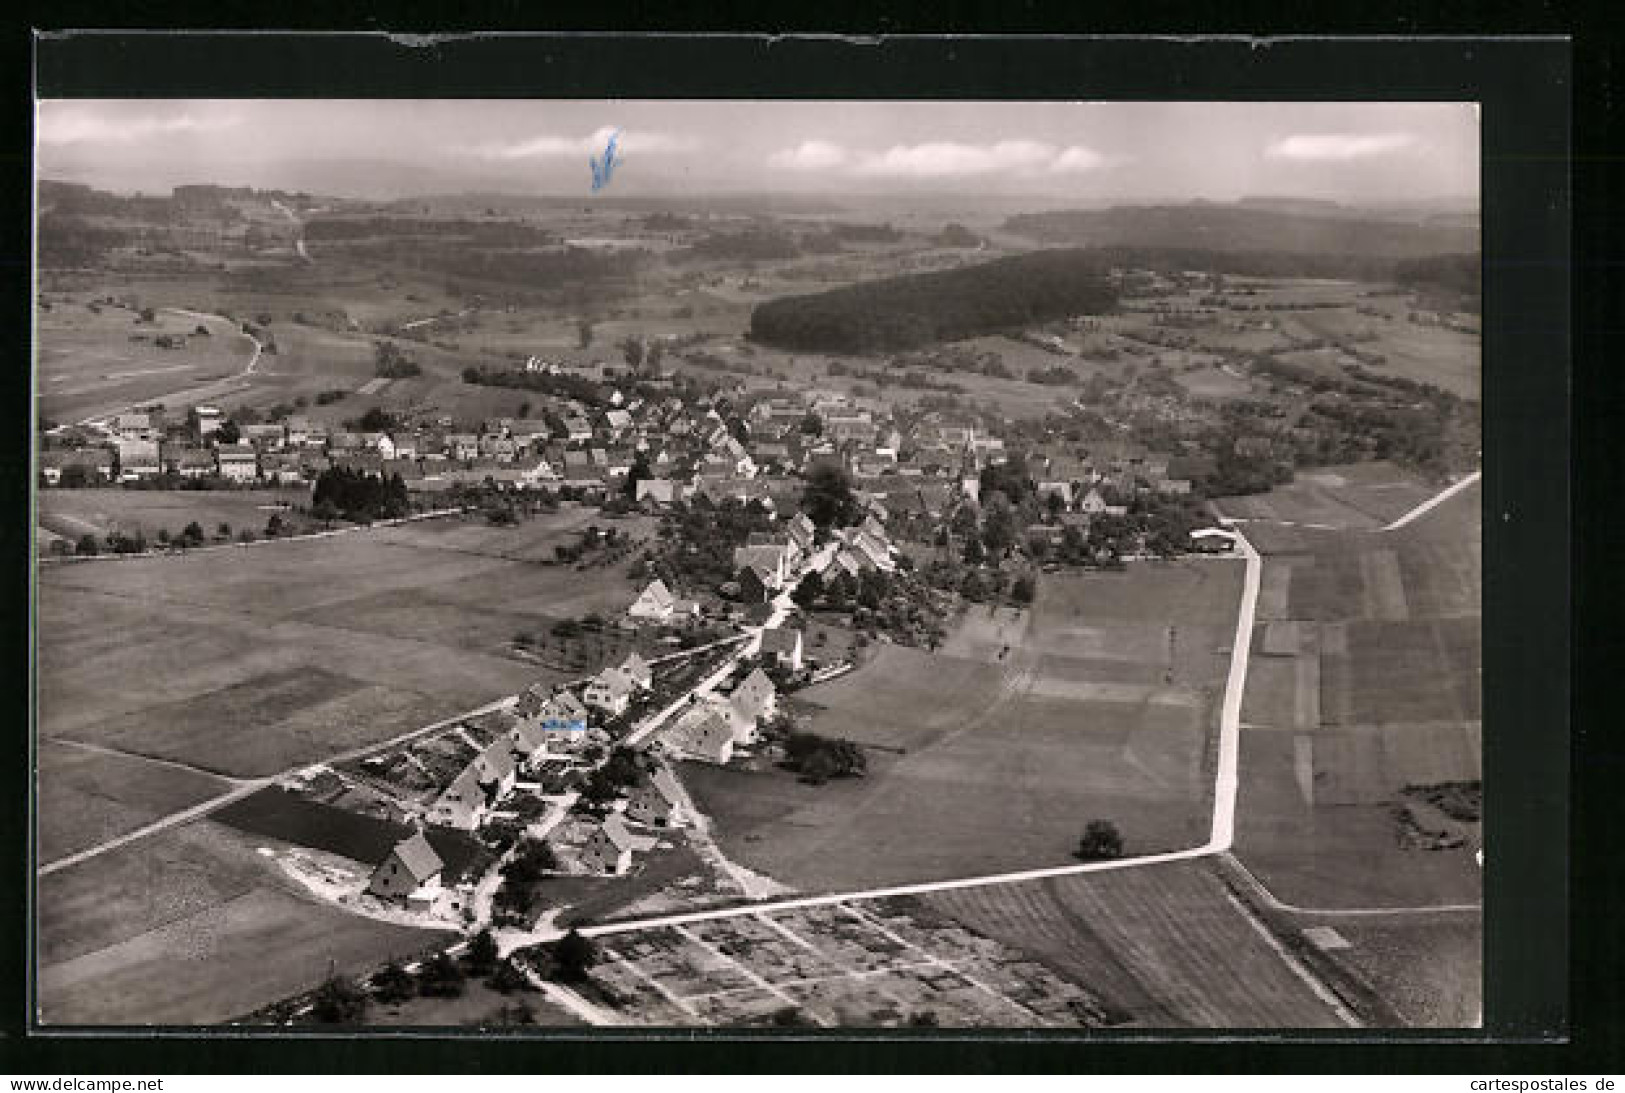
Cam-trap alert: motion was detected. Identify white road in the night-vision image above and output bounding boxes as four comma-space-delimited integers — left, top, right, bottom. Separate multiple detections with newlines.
1383, 470, 1482, 531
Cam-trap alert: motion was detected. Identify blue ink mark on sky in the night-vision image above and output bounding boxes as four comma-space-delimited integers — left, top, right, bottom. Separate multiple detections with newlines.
590, 130, 621, 192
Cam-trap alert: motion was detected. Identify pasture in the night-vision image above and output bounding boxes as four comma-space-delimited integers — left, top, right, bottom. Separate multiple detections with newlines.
926, 861, 1350, 1028
684, 562, 1242, 893
37, 818, 451, 1026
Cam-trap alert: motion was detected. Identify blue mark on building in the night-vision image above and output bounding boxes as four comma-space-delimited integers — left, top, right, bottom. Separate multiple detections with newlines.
542, 717, 587, 733
590, 130, 621, 192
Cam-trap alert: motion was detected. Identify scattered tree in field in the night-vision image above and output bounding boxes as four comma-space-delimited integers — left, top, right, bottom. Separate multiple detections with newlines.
75, 534, 99, 556
782, 732, 867, 785
264, 512, 285, 538
771, 1005, 814, 1027
906, 1010, 941, 1027
237, 529, 256, 544
180, 521, 206, 548
1075, 819, 1124, 862
311, 974, 370, 1024
216, 522, 232, 540
551, 929, 597, 983
577, 319, 594, 349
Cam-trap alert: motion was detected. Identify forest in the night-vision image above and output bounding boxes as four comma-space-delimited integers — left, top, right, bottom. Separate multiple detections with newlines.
748, 248, 1118, 354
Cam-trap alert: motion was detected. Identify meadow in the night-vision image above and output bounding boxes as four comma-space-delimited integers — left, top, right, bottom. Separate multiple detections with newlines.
683, 561, 1243, 893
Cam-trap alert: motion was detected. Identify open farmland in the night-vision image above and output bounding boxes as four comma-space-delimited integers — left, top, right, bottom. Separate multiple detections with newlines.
35, 512, 636, 839
684, 561, 1241, 893
37, 818, 451, 1026
35, 298, 258, 425
1216, 463, 1441, 531
1232, 479, 1482, 912
926, 861, 1351, 1028
37, 487, 308, 543
1312, 916, 1482, 1027
37, 741, 233, 863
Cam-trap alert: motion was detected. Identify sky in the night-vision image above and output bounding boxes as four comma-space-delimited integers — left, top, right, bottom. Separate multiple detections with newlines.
35, 100, 1480, 206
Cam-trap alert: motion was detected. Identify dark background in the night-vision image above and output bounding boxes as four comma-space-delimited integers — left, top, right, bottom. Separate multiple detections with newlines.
5, 16, 1600, 1075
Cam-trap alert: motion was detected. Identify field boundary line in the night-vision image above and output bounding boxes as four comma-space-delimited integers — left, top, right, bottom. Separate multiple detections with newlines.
1383, 471, 1482, 531
1219, 888, 1362, 1028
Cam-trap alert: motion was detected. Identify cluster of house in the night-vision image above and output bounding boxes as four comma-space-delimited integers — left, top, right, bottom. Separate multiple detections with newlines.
421, 651, 655, 832
657, 657, 783, 767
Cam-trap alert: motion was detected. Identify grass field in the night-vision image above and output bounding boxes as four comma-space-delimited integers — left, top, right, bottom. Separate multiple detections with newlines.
37, 818, 451, 1025
926, 861, 1350, 1028
1217, 463, 1441, 531
1319, 916, 1482, 1027
37, 488, 310, 543
37, 741, 233, 863
36, 298, 256, 424
683, 561, 1242, 893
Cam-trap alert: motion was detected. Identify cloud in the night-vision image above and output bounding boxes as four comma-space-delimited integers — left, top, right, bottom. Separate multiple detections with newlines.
767, 139, 849, 171
769, 138, 1109, 179
38, 110, 239, 145
1264, 133, 1421, 161
474, 126, 695, 160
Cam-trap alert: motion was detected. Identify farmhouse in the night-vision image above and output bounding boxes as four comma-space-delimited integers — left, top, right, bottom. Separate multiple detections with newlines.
473, 741, 518, 800
580, 814, 656, 876
625, 768, 686, 828
368, 830, 444, 901
162, 445, 216, 479
113, 412, 156, 441
733, 544, 788, 589
759, 626, 803, 672
619, 651, 654, 691
115, 438, 161, 481
39, 448, 114, 485
635, 478, 677, 509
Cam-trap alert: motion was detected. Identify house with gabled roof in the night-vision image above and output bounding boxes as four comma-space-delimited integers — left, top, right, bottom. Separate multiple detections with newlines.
368, 830, 444, 900
730, 667, 777, 730
625, 768, 686, 828
474, 741, 518, 800
619, 651, 654, 691
759, 627, 804, 672
581, 814, 656, 875
663, 703, 737, 765
584, 667, 636, 717
428, 766, 487, 830
627, 579, 676, 622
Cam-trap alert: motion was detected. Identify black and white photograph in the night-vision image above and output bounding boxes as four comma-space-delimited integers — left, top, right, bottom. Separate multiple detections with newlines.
31, 94, 1489, 1032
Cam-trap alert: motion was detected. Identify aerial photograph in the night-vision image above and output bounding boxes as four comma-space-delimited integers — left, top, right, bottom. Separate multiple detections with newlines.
32, 99, 1483, 1031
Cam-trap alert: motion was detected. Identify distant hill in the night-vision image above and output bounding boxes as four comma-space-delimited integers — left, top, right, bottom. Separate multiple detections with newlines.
1004, 203, 1478, 260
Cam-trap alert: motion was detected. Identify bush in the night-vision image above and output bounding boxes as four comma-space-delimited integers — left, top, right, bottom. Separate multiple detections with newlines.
372, 961, 416, 1005
310, 974, 370, 1024
418, 951, 466, 997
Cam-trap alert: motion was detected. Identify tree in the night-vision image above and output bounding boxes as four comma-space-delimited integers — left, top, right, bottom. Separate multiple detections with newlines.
372, 961, 417, 1005
802, 462, 859, 530
264, 512, 285, 538
1011, 574, 1036, 604
577, 319, 595, 349
799, 412, 823, 436
215, 419, 241, 445
488, 959, 535, 995
216, 522, 232, 540
467, 929, 500, 975
791, 569, 824, 609
552, 929, 597, 983
619, 336, 645, 373
180, 521, 206, 548
419, 951, 466, 997
75, 533, 99, 556
1076, 819, 1124, 862
311, 974, 370, 1024
981, 492, 1018, 557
